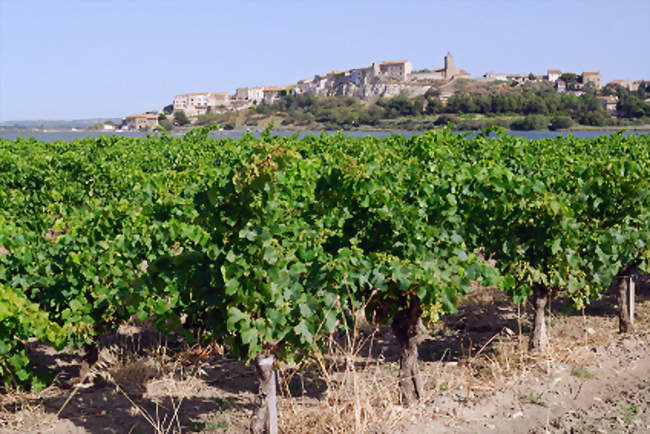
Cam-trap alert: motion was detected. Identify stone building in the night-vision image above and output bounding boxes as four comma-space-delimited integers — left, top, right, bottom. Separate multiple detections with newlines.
262, 86, 287, 103
597, 96, 618, 113
605, 80, 643, 91
123, 112, 159, 130
235, 87, 265, 103
581, 72, 602, 88
210, 92, 231, 109
409, 53, 470, 81
350, 66, 374, 86
173, 92, 209, 116
374, 60, 413, 81
173, 92, 234, 116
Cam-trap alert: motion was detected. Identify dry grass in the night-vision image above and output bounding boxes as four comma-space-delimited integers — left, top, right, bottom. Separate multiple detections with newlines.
1, 284, 648, 433
276, 288, 650, 433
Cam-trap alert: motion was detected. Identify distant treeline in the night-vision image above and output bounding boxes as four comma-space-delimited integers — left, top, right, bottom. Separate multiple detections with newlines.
194, 81, 650, 131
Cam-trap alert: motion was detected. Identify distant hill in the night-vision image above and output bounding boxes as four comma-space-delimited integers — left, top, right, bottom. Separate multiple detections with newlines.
0, 118, 122, 129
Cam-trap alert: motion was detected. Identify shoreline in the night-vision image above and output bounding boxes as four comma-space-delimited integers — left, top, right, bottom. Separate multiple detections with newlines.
2, 125, 650, 135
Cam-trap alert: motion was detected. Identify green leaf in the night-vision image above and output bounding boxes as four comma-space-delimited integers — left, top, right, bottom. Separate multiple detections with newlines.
227, 307, 248, 331
295, 320, 313, 343
263, 247, 278, 264
239, 228, 257, 241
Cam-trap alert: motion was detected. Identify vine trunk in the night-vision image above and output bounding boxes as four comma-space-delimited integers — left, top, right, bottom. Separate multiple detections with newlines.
529, 283, 549, 352
391, 300, 424, 406
250, 353, 278, 434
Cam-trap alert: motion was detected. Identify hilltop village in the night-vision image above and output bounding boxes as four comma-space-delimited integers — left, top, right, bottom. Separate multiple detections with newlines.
115, 53, 649, 131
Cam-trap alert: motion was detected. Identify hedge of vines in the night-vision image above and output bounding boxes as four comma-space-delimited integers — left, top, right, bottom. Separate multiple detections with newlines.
1, 128, 648, 406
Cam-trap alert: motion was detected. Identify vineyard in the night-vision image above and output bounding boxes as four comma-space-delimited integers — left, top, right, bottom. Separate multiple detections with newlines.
0, 127, 649, 433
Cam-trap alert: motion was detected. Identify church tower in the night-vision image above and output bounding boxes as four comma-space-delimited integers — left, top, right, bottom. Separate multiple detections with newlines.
444, 52, 454, 80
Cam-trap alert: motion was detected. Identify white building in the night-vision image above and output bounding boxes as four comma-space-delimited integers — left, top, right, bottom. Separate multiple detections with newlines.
173, 92, 234, 116
547, 69, 561, 82
235, 87, 265, 103
484, 72, 508, 81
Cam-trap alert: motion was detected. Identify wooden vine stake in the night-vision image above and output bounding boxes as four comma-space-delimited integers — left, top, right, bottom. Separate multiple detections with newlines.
629, 276, 635, 327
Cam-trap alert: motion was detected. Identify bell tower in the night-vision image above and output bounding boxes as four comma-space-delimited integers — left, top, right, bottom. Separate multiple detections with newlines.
444, 52, 454, 79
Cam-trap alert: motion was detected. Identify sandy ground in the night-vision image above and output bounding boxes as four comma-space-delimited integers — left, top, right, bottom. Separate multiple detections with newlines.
1, 280, 648, 434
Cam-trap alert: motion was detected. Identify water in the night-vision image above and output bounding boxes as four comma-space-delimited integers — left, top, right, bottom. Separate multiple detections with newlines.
0, 129, 646, 143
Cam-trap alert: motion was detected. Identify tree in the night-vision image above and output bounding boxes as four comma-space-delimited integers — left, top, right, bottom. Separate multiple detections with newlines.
528, 73, 537, 81
618, 95, 648, 118
255, 100, 271, 116
579, 110, 607, 126
425, 97, 443, 115
560, 73, 580, 90
173, 110, 190, 126
523, 96, 548, 115
159, 118, 173, 130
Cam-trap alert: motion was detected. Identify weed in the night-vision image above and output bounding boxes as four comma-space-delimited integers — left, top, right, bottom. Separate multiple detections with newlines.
194, 417, 228, 431
618, 404, 638, 424
519, 392, 547, 407
213, 397, 231, 412
571, 366, 594, 380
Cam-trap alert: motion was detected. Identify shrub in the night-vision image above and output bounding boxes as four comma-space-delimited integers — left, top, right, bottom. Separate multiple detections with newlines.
578, 110, 607, 126
510, 115, 548, 131
549, 116, 573, 130
434, 114, 457, 126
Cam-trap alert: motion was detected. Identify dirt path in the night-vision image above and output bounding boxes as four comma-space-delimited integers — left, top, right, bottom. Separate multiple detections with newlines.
408, 337, 649, 433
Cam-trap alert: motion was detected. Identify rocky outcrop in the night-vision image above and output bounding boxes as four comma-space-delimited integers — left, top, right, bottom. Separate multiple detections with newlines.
320, 82, 431, 101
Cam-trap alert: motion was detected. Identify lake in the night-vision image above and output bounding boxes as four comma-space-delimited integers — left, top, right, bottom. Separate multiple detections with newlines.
0, 129, 647, 143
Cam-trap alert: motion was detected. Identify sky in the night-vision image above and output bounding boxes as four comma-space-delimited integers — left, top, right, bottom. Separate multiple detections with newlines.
1, 0, 649, 121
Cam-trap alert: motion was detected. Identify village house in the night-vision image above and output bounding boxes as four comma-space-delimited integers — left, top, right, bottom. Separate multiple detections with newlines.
210, 92, 231, 110
262, 86, 288, 103
350, 66, 374, 86
296, 78, 317, 94
173, 93, 205, 116
581, 72, 602, 88
483, 72, 508, 81
606, 80, 642, 91
294, 53, 470, 98
235, 86, 265, 103
484, 68, 559, 84
123, 112, 159, 130
547, 69, 561, 82
505, 73, 530, 84
597, 95, 618, 114
173, 92, 234, 117
374, 60, 413, 81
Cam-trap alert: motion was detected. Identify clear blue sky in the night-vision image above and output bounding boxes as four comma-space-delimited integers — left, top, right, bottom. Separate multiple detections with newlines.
1, 0, 649, 121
